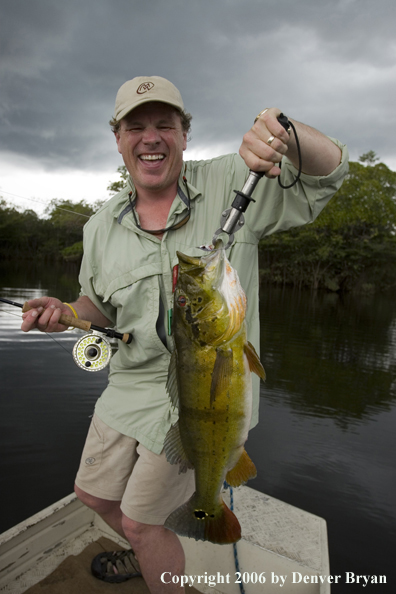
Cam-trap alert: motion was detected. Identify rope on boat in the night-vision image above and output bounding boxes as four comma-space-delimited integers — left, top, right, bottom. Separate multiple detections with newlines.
224, 482, 246, 594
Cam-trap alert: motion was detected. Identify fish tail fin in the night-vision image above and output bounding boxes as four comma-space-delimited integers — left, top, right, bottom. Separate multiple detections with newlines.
164, 494, 241, 545
225, 448, 257, 487
206, 499, 241, 544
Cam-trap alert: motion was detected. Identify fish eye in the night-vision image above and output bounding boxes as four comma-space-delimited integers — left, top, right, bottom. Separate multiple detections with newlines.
177, 295, 188, 307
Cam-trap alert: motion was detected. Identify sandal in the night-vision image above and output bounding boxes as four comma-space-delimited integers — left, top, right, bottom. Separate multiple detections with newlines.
91, 549, 142, 583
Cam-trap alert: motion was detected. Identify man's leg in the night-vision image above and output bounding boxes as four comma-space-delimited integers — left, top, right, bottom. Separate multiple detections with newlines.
122, 515, 186, 594
74, 484, 125, 538
74, 484, 186, 593
74, 417, 195, 592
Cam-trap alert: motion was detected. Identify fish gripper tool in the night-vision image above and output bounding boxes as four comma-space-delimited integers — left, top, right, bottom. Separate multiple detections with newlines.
212, 113, 291, 250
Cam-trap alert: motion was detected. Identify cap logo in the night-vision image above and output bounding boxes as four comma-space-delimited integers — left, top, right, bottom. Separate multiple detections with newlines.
137, 82, 155, 94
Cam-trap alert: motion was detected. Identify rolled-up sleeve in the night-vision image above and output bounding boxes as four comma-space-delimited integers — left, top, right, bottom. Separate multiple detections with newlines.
245, 138, 349, 239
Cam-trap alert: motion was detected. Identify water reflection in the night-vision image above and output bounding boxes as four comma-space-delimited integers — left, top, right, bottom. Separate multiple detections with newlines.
250, 285, 396, 586
248, 390, 396, 584
0, 259, 80, 302
0, 266, 108, 531
259, 286, 396, 424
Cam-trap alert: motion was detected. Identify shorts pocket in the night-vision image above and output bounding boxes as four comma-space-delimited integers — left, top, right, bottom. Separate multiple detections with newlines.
80, 414, 106, 472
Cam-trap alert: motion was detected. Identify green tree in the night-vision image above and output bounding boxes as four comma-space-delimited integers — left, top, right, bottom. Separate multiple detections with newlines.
0, 198, 103, 261
0, 199, 49, 258
359, 150, 379, 165
259, 155, 396, 292
107, 165, 128, 195
44, 199, 103, 261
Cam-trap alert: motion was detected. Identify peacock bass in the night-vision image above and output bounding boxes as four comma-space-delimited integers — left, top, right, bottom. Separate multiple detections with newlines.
164, 242, 265, 544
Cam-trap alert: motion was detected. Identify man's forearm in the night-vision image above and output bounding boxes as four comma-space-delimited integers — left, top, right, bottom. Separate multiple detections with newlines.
286, 120, 342, 176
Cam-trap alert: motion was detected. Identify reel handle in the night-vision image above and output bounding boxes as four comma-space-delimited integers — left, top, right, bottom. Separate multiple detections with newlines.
22, 302, 132, 344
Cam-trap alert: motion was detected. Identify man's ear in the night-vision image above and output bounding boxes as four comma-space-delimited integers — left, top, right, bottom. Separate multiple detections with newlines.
114, 131, 122, 154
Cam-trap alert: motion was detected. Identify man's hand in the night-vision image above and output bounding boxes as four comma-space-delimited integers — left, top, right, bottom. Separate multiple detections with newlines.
21, 295, 113, 333
239, 108, 290, 178
240, 107, 343, 178
21, 297, 73, 333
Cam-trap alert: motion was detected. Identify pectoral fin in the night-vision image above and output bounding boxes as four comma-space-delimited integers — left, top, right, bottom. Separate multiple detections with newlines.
164, 420, 194, 473
225, 448, 257, 487
244, 342, 266, 380
210, 348, 233, 406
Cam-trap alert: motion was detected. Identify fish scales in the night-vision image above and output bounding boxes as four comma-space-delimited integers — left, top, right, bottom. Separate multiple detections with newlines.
164, 243, 265, 544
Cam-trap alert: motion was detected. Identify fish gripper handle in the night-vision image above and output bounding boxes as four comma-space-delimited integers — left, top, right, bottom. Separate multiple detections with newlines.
231, 190, 256, 213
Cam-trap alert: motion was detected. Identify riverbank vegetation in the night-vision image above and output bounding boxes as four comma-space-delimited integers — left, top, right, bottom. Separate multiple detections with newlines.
0, 198, 102, 262
259, 152, 396, 293
1, 154, 396, 293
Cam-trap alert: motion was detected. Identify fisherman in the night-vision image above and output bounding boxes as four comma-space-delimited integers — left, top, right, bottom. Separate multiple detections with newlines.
21, 76, 348, 593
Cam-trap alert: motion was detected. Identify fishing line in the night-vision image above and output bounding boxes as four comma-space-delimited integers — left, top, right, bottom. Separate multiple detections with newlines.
0, 189, 91, 218
43, 332, 75, 357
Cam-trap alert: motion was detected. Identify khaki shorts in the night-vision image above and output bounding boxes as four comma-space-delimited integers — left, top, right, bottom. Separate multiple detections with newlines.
75, 414, 195, 525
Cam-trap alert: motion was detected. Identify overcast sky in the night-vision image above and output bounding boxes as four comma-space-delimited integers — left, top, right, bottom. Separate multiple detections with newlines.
1, 0, 395, 215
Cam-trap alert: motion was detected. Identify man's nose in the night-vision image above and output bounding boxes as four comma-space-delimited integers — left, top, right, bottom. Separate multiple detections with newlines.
142, 126, 161, 143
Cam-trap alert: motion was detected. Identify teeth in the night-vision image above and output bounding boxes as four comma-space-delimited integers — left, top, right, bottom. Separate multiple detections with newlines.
140, 154, 165, 161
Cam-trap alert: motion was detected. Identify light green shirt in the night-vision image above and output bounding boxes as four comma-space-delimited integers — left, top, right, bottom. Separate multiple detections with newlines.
79, 143, 349, 453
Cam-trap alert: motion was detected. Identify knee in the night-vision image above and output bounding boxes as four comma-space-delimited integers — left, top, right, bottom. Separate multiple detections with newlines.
74, 483, 120, 516
121, 515, 163, 550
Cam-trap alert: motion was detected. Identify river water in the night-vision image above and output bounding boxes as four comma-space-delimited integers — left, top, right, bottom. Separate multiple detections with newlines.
0, 260, 395, 592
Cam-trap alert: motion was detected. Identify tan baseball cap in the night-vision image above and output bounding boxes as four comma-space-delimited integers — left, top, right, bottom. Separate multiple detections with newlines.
113, 76, 184, 122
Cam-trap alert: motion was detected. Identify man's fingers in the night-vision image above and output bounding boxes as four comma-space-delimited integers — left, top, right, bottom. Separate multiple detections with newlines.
254, 108, 291, 144
264, 165, 282, 179
265, 135, 288, 155
240, 106, 292, 175
239, 107, 290, 174
21, 307, 43, 332
21, 304, 63, 333
239, 133, 285, 174
36, 305, 64, 331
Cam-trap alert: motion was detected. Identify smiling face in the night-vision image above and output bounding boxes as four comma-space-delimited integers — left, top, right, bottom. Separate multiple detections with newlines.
115, 102, 187, 198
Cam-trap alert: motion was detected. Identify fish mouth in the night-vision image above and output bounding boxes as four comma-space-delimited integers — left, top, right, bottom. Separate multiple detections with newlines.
177, 244, 224, 274
176, 251, 202, 268
176, 247, 226, 299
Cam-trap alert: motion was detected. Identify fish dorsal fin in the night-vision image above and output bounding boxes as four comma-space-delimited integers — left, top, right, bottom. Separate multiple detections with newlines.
164, 421, 194, 473
166, 350, 180, 409
210, 348, 233, 406
244, 342, 266, 380
225, 448, 257, 487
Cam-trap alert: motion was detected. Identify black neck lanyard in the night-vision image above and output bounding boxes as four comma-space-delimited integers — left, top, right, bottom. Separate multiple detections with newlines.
128, 176, 191, 236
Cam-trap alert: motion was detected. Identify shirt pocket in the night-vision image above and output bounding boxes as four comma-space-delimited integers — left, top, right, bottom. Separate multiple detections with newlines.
102, 262, 170, 362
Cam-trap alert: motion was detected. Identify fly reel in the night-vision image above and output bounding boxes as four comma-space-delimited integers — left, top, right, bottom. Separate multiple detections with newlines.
72, 332, 112, 372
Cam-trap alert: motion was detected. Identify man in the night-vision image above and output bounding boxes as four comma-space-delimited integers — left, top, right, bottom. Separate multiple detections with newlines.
21, 76, 348, 592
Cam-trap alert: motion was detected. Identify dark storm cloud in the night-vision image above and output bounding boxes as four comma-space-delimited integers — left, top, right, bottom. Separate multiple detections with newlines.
1, 0, 396, 172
